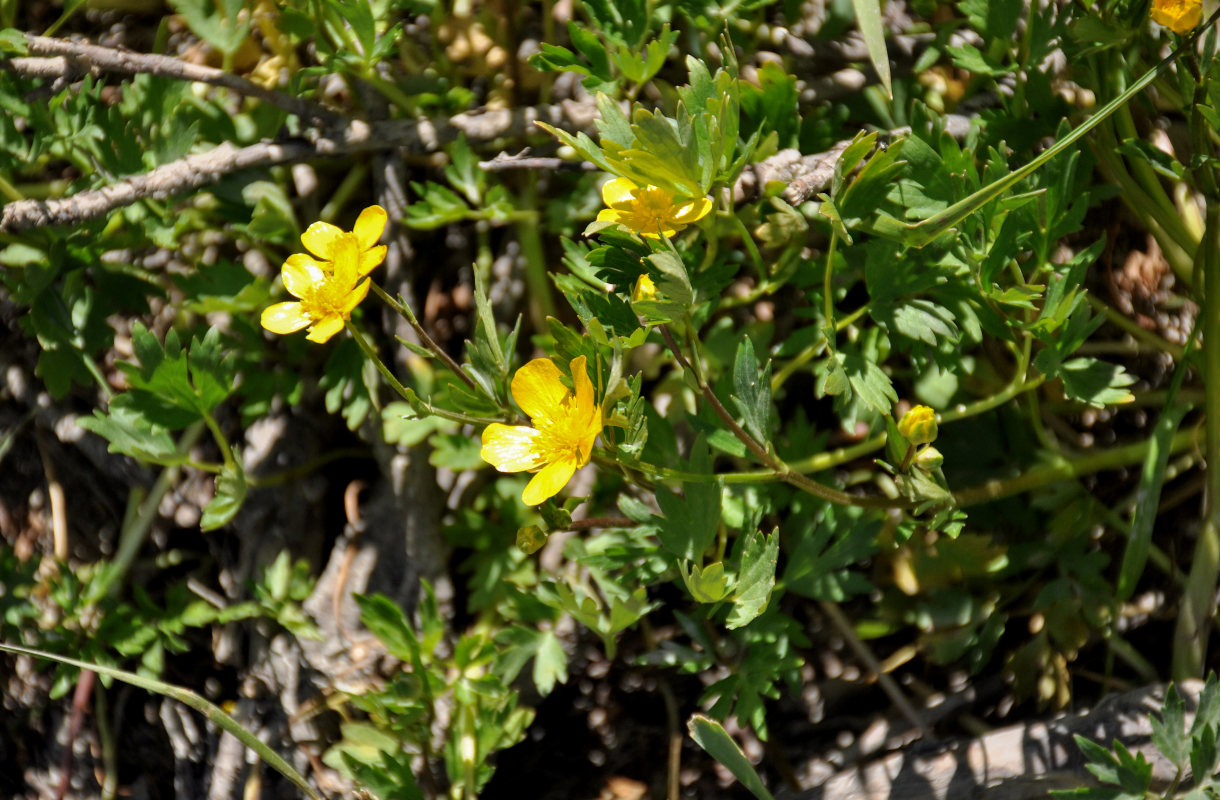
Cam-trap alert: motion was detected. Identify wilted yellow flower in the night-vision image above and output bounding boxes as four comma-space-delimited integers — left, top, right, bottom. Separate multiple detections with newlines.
632, 273, 657, 302
897, 405, 938, 446
597, 177, 712, 238
261, 236, 369, 343
1151, 0, 1202, 32
298, 205, 388, 277
481, 356, 603, 506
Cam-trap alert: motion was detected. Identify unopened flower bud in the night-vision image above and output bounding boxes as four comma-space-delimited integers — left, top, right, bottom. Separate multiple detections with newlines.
632, 273, 657, 302
897, 405, 938, 445
516, 525, 548, 554
914, 446, 943, 471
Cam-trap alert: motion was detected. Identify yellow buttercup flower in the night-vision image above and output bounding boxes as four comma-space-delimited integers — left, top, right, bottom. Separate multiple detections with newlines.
1151, 0, 1202, 33
897, 405, 938, 446
297, 205, 388, 277
480, 355, 603, 506
596, 177, 712, 239
261, 236, 370, 343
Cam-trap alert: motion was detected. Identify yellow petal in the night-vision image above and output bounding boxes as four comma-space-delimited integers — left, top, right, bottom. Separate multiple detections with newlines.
640, 226, 674, 239
282, 253, 324, 297
339, 278, 371, 314
672, 196, 713, 225
358, 245, 387, 277
577, 407, 603, 465
330, 235, 361, 286
511, 358, 570, 425
601, 177, 639, 208
481, 424, 548, 472
261, 302, 312, 334
521, 454, 579, 506
597, 208, 627, 225
353, 205, 388, 251
301, 221, 344, 260
306, 315, 345, 343
570, 355, 593, 415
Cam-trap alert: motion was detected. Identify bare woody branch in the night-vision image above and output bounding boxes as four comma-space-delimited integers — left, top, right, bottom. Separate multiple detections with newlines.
759, 113, 973, 207
10, 34, 339, 124
0, 104, 597, 232
479, 150, 597, 172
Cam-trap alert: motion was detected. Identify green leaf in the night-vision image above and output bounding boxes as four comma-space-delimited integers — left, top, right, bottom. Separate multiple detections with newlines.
1193, 674, 1220, 737
78, 405, 187, 466
654, 436, 720, 560
688, 715, 776, 800
1058, 357, 1136, 408
168, 0, 251, 56
1150, 683, 1189, 770
849, 0, 892, 99
842, 352, 898, 415
1117, 402, 1188, 604
731, 336, 773, 443
0, 28, 29, 54
201, 462, 246, 531
1076, 734, 1121, 785
683, 561, 732, 603
1191, 720, 1219, 783
354, 594, 419, 662
338, 750, 423, 800
496, 626, 569, 697
891, 299, 960, 346
117, 324, 236, 428
784, 508, 879, 601
645, 251, 693, 307
727, 529, 778, 630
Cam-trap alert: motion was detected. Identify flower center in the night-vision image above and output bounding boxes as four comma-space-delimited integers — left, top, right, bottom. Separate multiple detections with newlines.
300, 273, 360, 320
634, 186, 677, 226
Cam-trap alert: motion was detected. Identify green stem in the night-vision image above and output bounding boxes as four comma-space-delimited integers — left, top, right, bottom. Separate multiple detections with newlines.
1112, 67, 1198, 252
0, 171, 24, 202
823, 229, 840, 345
656, 325, 905, 508
597, 451, 785, 484
770, 305, 870, 394
248, 447, 373, 488
362, 72, 417, 112
345, 320, 412, 403
1172, 204, 1220, 680
953, 428, 1197, 506
0, 642, 320, 800
517, 176, 557, 331
200, 408, 235, 470
401, 387, 510, 427
368, 281, 487, 398
95, 684, 118, 800
319, 163, 370, 223
785, 373, 1045, 474
1085, 295, 1186, 360
1092, 126, 1196, 281
905, 9, 1220, 247
92, 423, 205, 600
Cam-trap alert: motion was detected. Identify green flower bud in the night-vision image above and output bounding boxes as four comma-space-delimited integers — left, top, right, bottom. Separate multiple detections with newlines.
914, 446, 943, 471
516, 524, 548, 554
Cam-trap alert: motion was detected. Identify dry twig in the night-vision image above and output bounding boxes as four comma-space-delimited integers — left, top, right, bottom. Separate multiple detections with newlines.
0, 105, 593, 232
11, 34, 338, 124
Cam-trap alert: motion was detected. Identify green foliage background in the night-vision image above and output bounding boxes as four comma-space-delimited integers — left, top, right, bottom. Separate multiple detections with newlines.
1, 0, 1219, 797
